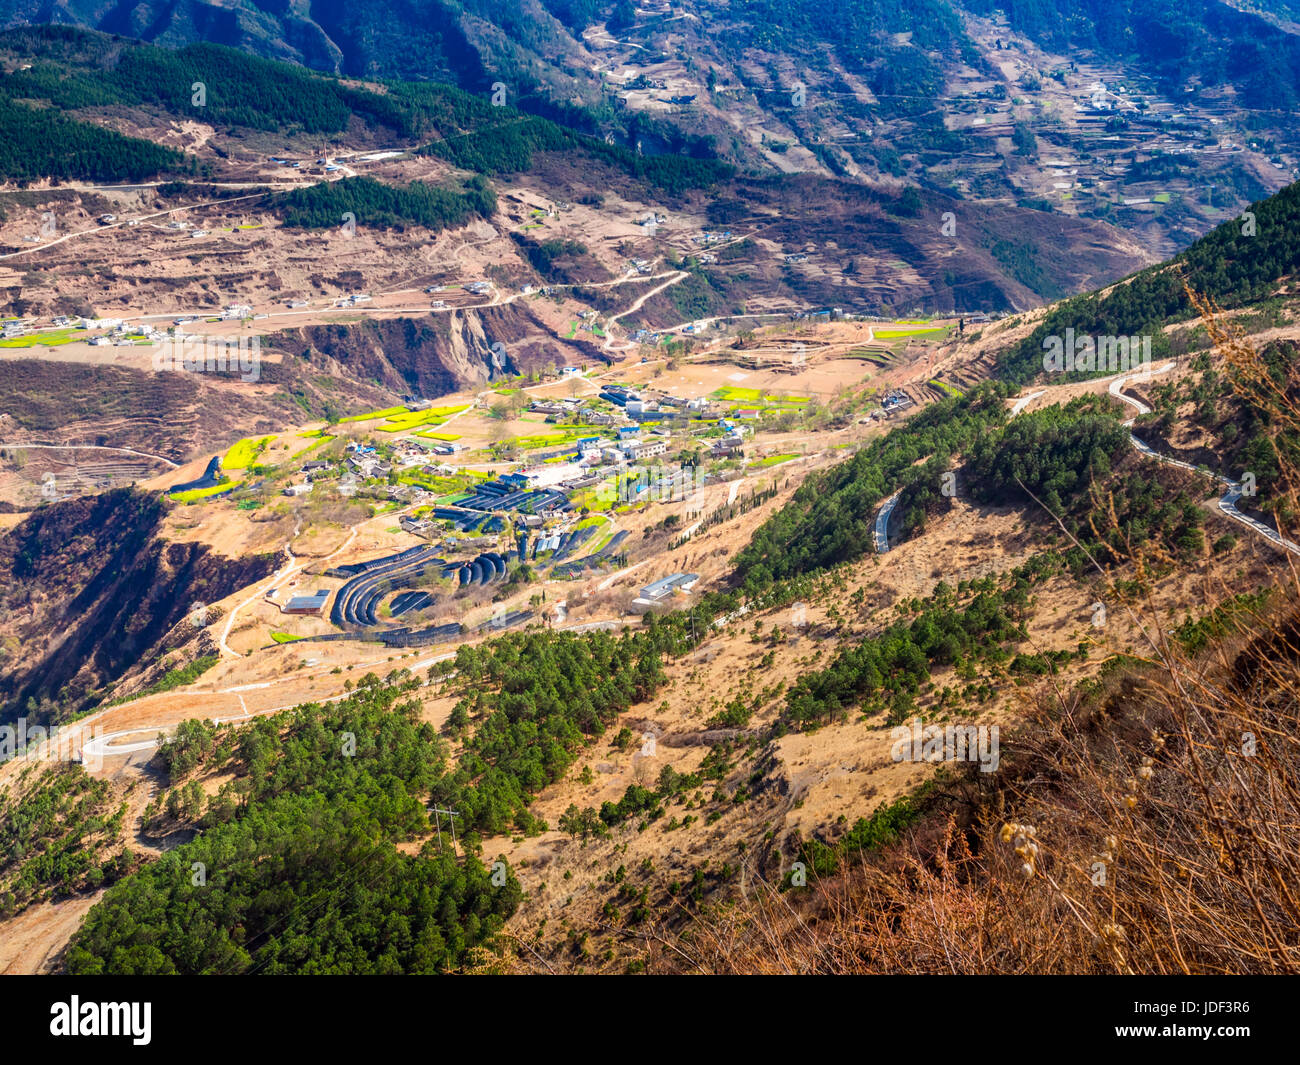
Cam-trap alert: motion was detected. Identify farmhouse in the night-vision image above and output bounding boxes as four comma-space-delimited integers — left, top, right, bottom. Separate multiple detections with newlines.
400, 515, 435, 536
282, 589, 330, 615
633, 572, 699, 609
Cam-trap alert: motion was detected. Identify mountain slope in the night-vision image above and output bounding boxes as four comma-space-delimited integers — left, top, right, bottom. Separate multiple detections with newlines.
0, 490, 278, 726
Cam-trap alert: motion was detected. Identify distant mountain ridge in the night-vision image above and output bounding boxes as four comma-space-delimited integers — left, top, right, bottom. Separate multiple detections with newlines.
5, 1, 1299, 101
5, 0, 1297, 263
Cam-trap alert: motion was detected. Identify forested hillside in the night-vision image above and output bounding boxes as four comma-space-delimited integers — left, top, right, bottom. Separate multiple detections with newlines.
61, 624, 691, 973
419, 111, 731, 191
732, 384, 1010, 588
995, 180, 1300, 384
0, 28, 495, 137
0, 764, 131, 918
275, 175, 498, 232
964, 396, 1206, 561
733, 383, 1212, 591
0, 92, 188, 183
0, 26, 730, 194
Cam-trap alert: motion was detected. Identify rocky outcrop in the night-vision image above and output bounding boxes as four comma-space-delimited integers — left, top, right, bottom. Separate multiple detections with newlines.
270, 304, 604, 398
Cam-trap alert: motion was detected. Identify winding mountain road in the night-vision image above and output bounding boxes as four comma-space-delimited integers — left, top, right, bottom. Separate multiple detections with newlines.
872, 361, 1300, 557
874, 491, 902, 553
0, 442, 179, 468
218, 521, 356, 658
0, 190, 279, 263
1109, 364, 1300, 556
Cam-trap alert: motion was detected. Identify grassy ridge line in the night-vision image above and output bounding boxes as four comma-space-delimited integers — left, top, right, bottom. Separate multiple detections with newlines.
994, 180, 1300, 385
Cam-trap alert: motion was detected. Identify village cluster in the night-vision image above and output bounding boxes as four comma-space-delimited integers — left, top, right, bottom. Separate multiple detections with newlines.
164, 370, 767, 641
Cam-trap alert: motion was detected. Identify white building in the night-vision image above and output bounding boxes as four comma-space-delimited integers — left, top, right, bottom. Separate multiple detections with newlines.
523, 461, 585, 488
625, 440, 668, 461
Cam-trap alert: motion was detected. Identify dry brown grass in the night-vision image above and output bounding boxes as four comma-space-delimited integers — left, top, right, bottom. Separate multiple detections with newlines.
642, 289, 1300, 975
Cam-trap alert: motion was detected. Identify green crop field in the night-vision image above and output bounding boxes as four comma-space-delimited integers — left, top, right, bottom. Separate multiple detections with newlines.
928, 378, 965, 397
286, 434, 333, 459
338, 405, 408, 423
712, 385, 763, 402
224, 435, 275, 471
171, 480, 240, 504
570, 477, 619, 511
875, 325, 945, 339
367, 404, 469, 433
586, 521, 616, 554
0, 329, 79, 348
509, 430, 588, 450
712, 386, 809, 411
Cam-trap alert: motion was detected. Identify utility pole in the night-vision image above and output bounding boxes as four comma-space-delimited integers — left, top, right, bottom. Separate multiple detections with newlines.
432, 806, 461, 855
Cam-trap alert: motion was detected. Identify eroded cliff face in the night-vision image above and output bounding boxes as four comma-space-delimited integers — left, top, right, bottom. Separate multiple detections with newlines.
0, 489, 277, 726
270, 303, 606, 397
